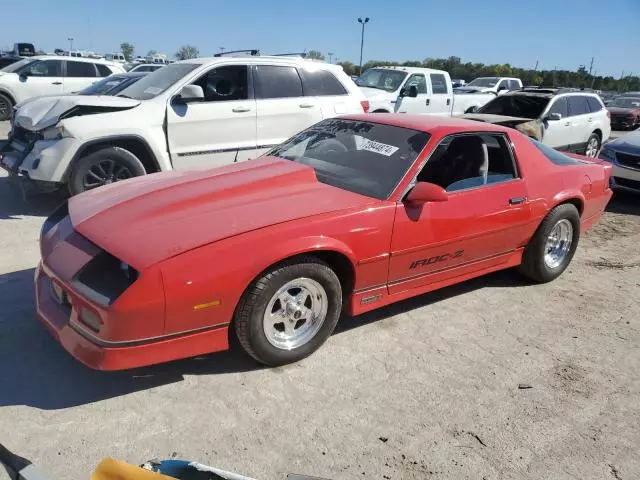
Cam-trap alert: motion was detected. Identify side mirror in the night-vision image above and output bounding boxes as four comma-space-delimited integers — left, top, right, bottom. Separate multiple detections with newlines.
19, 72, 29, 80
405, 182, 448, 205
497, 85, 508, 92
545, 112, 562, 121
401, 85, 418, 98
465, 106, 478, 114
175, 84, 204, 103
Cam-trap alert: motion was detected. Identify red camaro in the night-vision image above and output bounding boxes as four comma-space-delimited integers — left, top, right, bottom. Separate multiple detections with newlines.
35, 115, 613, 370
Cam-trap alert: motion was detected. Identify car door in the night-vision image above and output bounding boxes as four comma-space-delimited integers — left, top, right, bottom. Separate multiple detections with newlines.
167, 64, 258, 169
388, 133, 532, 295
541, 96, 571, 149
16, 59, 64, 100
566, 95, 591, 151
63, 60, 100, 93
253, 64, 323, 156
427, 73, 452, 115
496, 79, 510, 95
394, 73, 429, 114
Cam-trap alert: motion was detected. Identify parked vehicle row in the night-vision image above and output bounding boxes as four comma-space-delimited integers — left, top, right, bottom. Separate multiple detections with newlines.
600, 129, 640, 194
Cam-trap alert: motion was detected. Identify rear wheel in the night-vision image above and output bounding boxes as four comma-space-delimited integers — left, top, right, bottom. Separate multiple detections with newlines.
519, 204, 580, 283
68, 146, 146, 195
0, 93, 13, 122
584, 132, 601, 158
234, 256, 342, 366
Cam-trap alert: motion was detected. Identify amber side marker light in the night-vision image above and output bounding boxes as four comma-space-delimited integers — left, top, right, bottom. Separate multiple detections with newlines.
193, 300, 222, 311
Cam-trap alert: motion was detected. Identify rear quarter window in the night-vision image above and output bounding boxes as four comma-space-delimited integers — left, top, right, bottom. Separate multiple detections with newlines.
530, 139, 584, 165
300, 68, 347, 96
587, 96, 603, 112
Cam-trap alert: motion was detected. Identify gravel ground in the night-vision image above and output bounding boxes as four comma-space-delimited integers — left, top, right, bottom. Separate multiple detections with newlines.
0, 121, 639, 480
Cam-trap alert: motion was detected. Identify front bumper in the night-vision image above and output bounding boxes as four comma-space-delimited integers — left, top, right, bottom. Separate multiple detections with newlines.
0, 135, 78, 183
610, 164, 640, 193
35, 261, 230, 371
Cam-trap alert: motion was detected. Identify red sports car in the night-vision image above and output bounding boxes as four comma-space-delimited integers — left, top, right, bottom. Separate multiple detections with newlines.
35, 115, 613, 370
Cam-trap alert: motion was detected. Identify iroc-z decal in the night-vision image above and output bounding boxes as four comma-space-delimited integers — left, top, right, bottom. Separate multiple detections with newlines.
410, 250, 463, 269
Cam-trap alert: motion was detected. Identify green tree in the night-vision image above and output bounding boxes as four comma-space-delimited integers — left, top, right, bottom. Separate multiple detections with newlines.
120, 42, 134, 61
175, 45, 199, 60
337, 61, 357, 76
307, 50, 325, 60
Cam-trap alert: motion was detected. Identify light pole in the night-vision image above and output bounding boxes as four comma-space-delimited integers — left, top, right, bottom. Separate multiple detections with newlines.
328, 52, 333, 64
68, 37, 74, 52
219, 47, 225, 54
357, 17, 369, 75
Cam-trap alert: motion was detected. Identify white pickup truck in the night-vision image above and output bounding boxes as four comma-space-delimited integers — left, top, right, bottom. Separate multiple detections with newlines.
356, 66, 498, 116
454, 76, 523, 95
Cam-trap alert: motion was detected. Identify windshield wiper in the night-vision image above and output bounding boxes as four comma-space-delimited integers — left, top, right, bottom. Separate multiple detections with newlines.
117, 94, 133, 99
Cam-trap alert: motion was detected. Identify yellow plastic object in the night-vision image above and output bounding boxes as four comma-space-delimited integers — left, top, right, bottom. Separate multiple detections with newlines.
91, 458, 174, 480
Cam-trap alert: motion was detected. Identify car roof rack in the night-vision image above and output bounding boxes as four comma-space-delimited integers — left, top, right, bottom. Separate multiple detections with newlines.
269, 52, 308, 58
214, 49, 260, 57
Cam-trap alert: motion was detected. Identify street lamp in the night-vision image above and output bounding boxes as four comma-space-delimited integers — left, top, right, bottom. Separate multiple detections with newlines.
357, 17, 369, 75
68, 37, 74, 52
328, 52, 333, 64
219, 47, 225, 54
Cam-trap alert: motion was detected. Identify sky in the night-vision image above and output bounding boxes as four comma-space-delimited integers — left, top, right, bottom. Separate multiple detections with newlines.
3, 0, 638, 77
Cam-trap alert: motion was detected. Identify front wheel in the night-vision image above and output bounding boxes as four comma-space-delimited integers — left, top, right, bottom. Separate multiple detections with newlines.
519, 204, 580, 283
0, 93, 13, 122
234, 256, 343, 366
68, 146, 146, 195
584, 133, 601, 158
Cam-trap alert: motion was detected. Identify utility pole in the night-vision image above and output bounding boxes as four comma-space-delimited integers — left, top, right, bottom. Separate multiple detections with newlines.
328, 52, 333, 64
553, 66, 557, 87
68, 37, 74, 52
588, 57, 594, 76
357, 17, 370, 75
219, 47, 225, 54
533, 60, 538, 71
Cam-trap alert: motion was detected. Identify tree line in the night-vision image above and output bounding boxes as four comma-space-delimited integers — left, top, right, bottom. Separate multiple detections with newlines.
337, 56, 640, 93
119, 42, 200, 61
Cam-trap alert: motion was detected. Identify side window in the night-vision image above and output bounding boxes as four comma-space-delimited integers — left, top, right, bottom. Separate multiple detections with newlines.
96, 64, 112, 77
66, 61, 98, 78
497, 79, 509, 91
509, 80, 520, 90
23, 60, 62, 77
586, 96, 603, 113
568, 96, 590, 116
299, 69, 347, 96
430, 74, 448, 94
416, 134, 517, 192
254, 65, 303, 99
404, 74, 427, 94
548, 97, 568, 118
192, 65, 249, 102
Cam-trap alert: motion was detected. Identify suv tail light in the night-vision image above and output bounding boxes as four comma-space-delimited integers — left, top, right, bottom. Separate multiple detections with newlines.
606, 110, 611, 118
360, 100, 370, 113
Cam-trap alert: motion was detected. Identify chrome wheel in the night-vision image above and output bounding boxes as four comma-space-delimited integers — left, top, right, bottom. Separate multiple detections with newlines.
263, 278, 328, 350
83, 159, 133, 190
585, 136, 600, 158
0, 97, 10, 121
544, 219, 573, 268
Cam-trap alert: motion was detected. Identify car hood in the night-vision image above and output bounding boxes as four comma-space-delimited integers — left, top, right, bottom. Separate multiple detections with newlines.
68, 157, 375, 270
605, 129, 640, 153
461, 113, 533, 124
454, 86, 492, 94
359, 87, 395, 100
13, 95, 140, 131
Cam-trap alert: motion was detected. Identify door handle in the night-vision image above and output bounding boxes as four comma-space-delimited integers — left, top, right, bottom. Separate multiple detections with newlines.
587, 117, 593, 122
446, 98, 451, 106
51, 82, 62, 85
425, 98, 430, 106
509, 196, 527, 205
564, 122, 571, 126
299, 103, 315, 108
232, 107, 251, 113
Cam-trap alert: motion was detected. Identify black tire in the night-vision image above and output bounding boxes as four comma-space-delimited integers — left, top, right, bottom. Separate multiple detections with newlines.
234, 256, 343, 366
68, 146, 146, 195
519, 203, 580, 283
372, 109, 390, 113
584, 132, 601, 158
0, 93, 13, 122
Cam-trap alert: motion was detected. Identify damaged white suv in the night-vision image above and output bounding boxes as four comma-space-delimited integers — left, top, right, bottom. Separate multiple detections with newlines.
0, 55, 367, 194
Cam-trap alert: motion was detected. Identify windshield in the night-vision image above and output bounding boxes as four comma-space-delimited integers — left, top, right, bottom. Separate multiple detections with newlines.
356, 69, 408, 92
267, 118, 430, 199
78, 76, 135, 95
477, 94, 550, 118
610, 97, 640, 108
468, 77, 499, 87
116, 63, 200, 100
0, 58, 34, 73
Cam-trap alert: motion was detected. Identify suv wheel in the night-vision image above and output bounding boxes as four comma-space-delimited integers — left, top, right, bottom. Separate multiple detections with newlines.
584, 133, 601, 158
68, 146, 146, 195
0, 93, 13, 122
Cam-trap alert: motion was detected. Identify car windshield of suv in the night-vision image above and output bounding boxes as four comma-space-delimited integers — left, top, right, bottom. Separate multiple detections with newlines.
355, 69, 408, 92
468, 77, 499, 87
477, 94, 550, 118
267, 118, 430, 199
0, 57, 35, 73
116, 63, 200, 100
78, 75, 139, 95
610, 97, 640, 108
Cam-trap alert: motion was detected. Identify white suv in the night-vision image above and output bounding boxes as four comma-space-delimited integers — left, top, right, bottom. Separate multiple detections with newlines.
0, 55, 368, 194
0, 56, 125, 120
462, 88, 611, 157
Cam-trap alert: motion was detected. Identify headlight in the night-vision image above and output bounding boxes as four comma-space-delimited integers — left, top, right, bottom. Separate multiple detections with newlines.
41, 124, 68, 141
599, 147, 616, 162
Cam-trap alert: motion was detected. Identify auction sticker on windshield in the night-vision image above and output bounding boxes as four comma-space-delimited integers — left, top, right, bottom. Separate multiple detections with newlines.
360, 139, 399, 156
143, 87, 163, 95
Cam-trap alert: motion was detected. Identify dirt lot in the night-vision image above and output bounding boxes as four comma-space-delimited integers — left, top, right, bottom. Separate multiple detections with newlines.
0, 121, 639, 480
